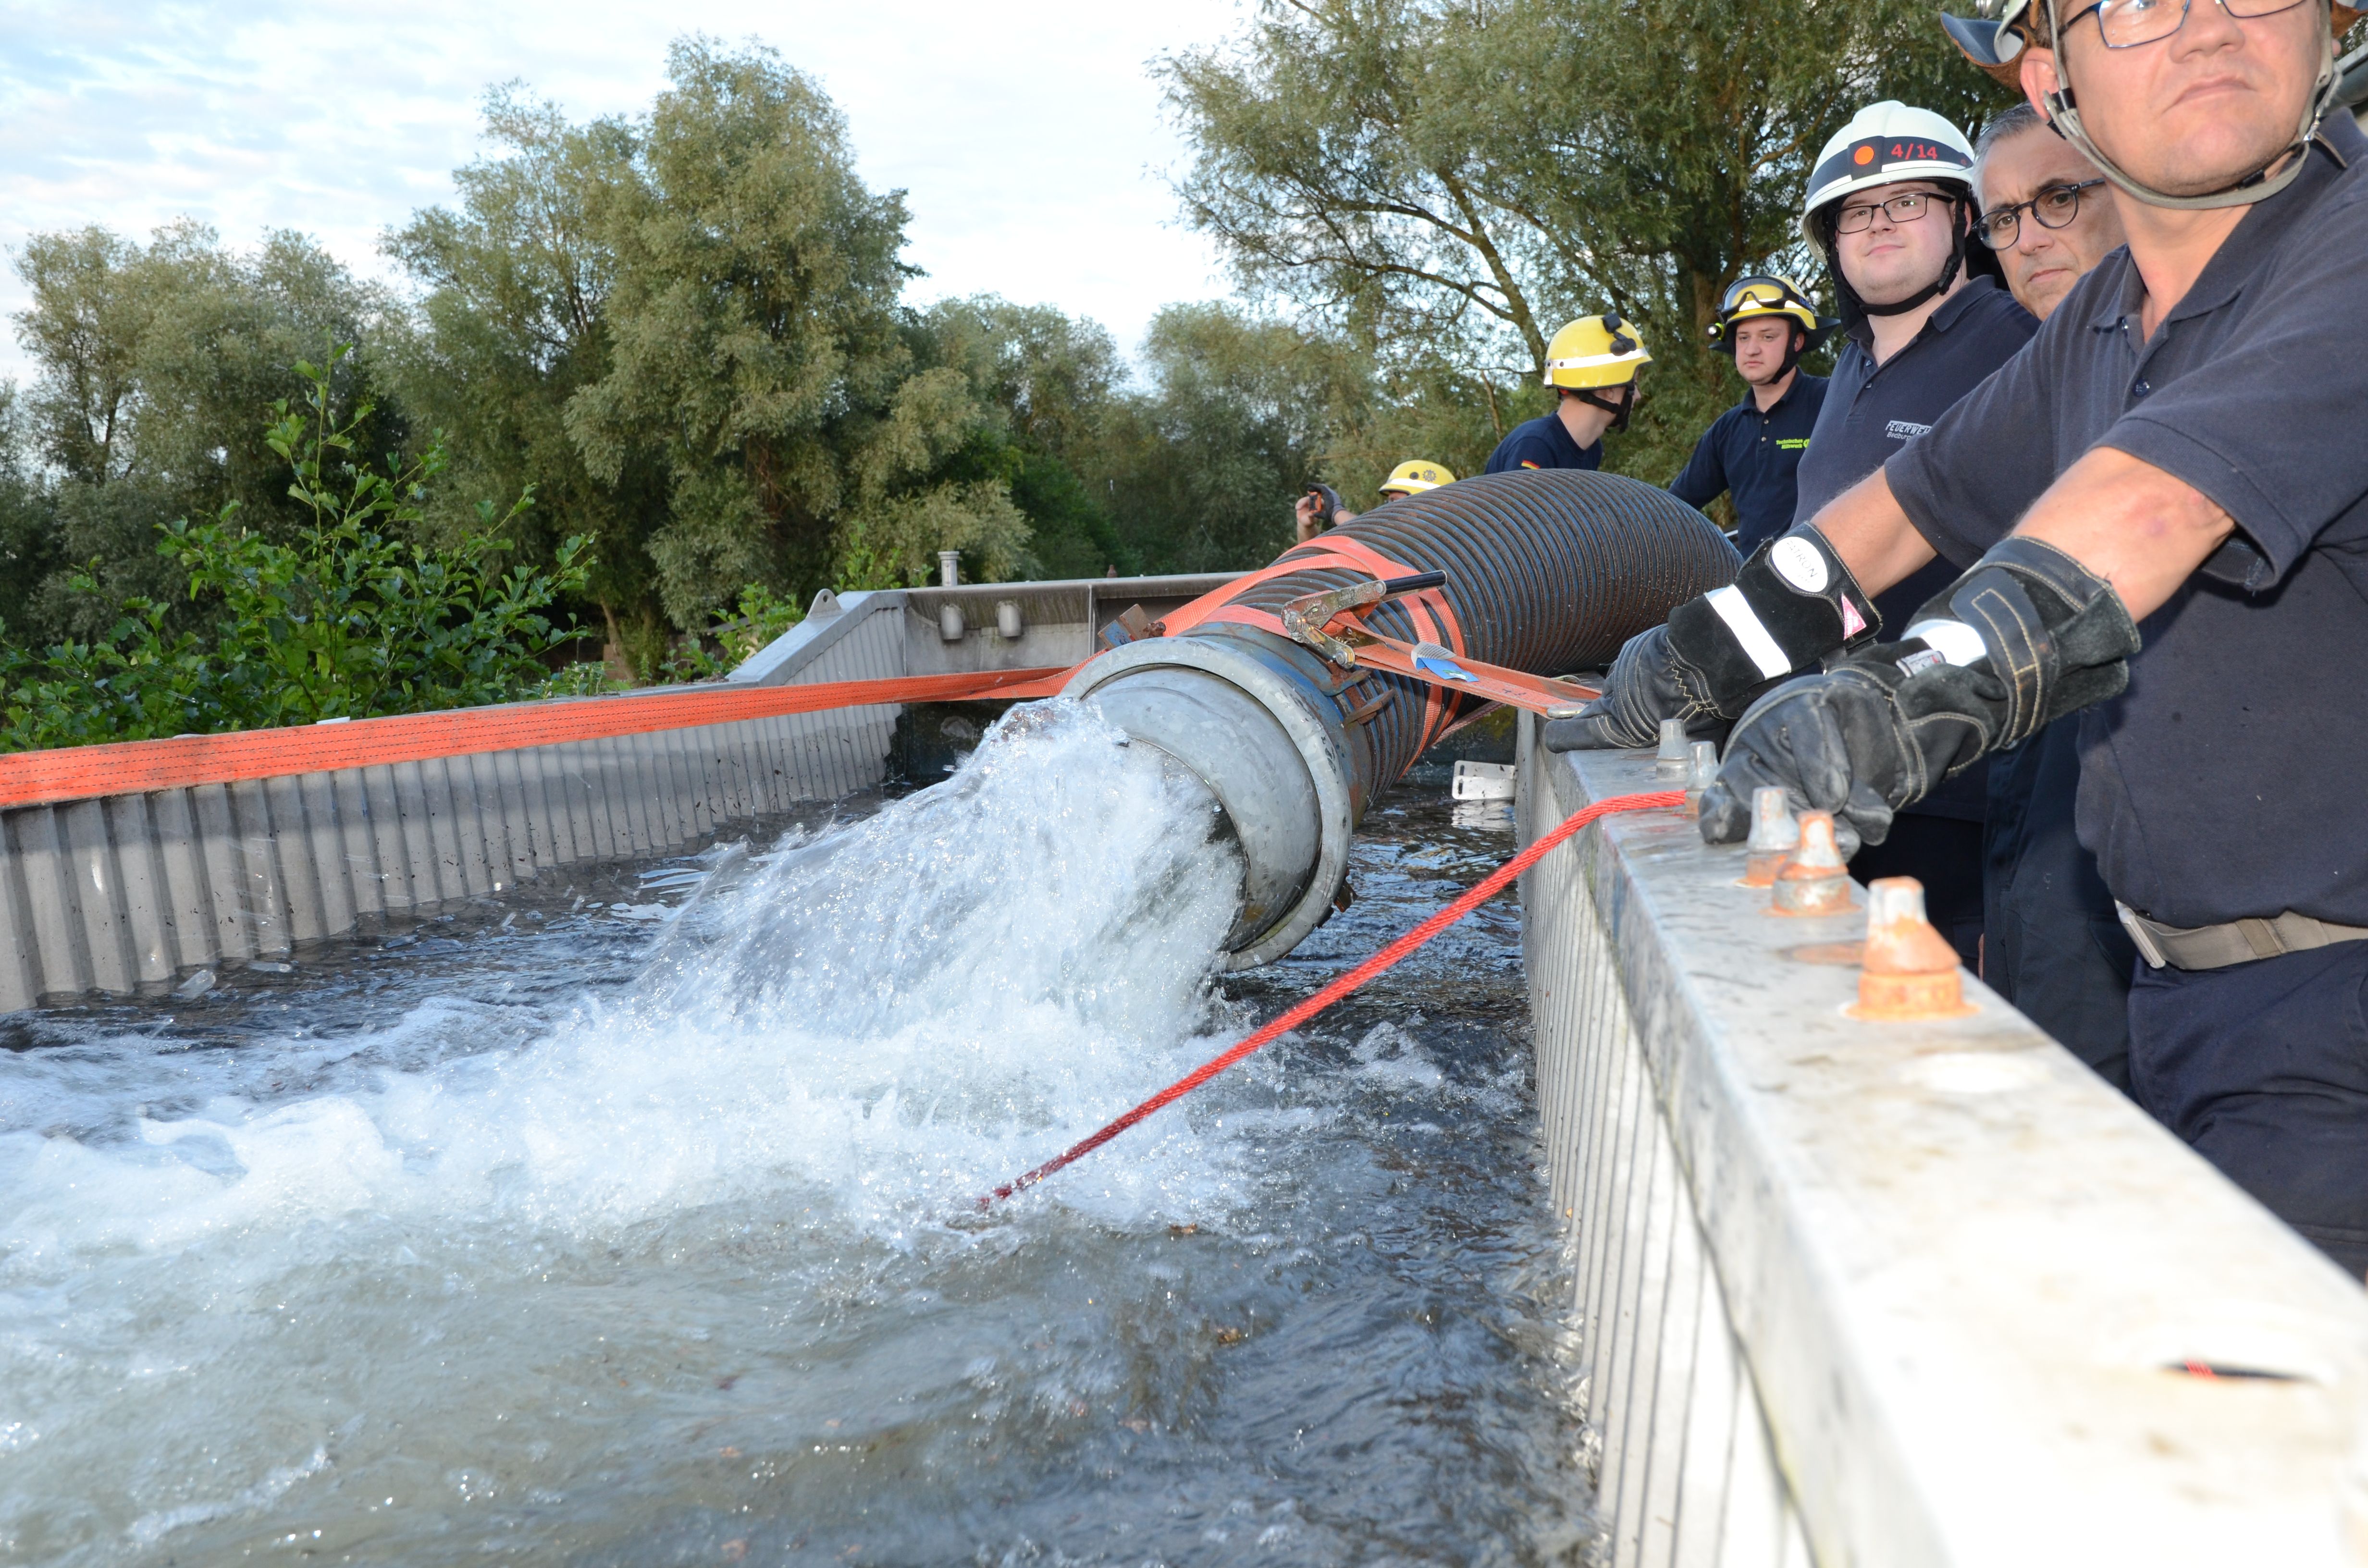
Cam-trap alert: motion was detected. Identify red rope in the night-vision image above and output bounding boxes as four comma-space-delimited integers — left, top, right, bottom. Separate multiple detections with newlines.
977, 788, 1684, 1209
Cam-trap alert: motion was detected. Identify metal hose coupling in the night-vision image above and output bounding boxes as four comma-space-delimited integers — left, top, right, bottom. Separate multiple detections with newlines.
1066, 470, 1740, 968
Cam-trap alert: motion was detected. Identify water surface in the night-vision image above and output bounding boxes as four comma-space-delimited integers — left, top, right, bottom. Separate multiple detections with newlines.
0, 705, 1589, 1565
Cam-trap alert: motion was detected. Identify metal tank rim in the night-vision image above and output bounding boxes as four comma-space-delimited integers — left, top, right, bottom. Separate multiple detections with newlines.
1061, 634, 1357, 970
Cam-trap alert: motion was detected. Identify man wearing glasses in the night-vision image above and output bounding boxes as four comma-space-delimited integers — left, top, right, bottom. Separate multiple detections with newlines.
1972, 104, 2130, 321
1691, 0, 2368, 1270
1555, 101, 2035, 971
1967, 100, 2140, 1087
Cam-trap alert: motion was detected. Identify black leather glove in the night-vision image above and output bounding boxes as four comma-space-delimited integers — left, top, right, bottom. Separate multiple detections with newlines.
1699, 535, 2141, 852
1540, 624, 1717, 750
1543, 528, 1879, 751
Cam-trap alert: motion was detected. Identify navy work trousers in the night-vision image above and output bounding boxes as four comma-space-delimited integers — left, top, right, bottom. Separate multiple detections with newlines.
1984, 718, 2134, 1090
2129, 941, 2368, 1276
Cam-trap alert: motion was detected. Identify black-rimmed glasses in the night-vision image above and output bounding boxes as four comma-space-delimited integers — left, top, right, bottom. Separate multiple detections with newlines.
1974, 178, 2108, 248
2060, 0, 2309, 49
1831, 191, 1957, 234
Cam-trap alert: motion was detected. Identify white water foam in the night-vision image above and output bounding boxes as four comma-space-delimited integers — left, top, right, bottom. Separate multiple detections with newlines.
0, 700, 1270, 1561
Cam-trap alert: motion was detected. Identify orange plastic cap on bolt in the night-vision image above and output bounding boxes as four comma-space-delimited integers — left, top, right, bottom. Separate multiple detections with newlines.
1848, 877, 1977, 1020
1771, 810, 1853, 915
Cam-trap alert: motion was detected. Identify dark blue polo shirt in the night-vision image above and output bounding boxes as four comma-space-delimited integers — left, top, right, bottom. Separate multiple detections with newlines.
1888, 115, 2368, 929
1669, 372, 1828, 554
1484, 410, 1603, 473
1794, 274, 2038, 821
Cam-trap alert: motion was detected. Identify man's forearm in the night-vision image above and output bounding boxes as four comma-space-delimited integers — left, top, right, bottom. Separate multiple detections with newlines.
2010, 447, 2232, 622
1805, 469, 1937, 598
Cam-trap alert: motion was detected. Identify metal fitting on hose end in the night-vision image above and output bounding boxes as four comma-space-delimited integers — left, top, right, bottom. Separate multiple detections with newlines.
1061, 630, 1357, 970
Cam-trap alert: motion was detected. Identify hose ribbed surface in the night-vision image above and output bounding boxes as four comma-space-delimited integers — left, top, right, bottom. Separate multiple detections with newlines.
1208, 469, 1739, 791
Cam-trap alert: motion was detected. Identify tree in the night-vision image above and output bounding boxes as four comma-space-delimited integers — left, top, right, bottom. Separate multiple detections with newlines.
561, 37, 1026, 624
1095, 302, 1370, 574
0, 349, 588, 751
1163, 0, 2016, 482
910, 295, 1139, 578
380, 89, 671, 667
0, 388, 59, 635
8, 222, 392, 637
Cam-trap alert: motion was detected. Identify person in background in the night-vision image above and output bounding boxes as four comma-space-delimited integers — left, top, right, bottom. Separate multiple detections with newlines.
1552, 101, 2034, 972
1972, 103, 2128, 320
1294, 459, 1457, 542
1668, 274, 1836, 555
1482, 315, 1651, 473
1966, 97, 2137, 1086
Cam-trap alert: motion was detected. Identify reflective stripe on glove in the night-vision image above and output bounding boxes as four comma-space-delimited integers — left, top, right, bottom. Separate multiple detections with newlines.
1698, 535, 2141, 851
1545, 528, 1879, 752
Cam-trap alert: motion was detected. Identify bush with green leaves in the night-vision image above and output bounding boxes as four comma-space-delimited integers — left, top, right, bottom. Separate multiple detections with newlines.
0, 347, 589, 752
653, 582, 806, 683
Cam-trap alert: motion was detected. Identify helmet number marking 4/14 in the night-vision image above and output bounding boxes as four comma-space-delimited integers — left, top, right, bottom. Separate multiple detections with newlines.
1771, 536, 1829, 595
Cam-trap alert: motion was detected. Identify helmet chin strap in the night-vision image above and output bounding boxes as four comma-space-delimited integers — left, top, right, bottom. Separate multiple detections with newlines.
2043, 6, 2338, 210
1573, 386, 1635, 433
1751, 326, 1808, 386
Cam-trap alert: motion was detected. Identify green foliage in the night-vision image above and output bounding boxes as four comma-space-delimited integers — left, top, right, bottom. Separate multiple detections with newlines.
537, 661, 630, 698
912, 297, 1138, 577
1163, 0, 2019, 485
378, 88, 661, 633
379, 44, 1057, 634
1008, 449, 1136, 579
0, 387, 61, 634
655, 582, 810, 682
3, 17, 2044, 649
1098, 303, 1371, 574
836, 481, 1034, 589
8, 222, 394, 641
0, 349, 589, 751
557, 37, 1033, 624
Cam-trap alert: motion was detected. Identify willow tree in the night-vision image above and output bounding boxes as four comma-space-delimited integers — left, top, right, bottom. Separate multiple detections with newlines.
1163, 0, 2013, 479
561, 39, 1025, 625
381, 91, 666, 660
8, 222, 387, 637
393, 40, 1034, 647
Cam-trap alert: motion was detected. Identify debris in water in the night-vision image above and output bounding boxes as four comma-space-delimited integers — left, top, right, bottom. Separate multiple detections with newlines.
173, 968, 216, 999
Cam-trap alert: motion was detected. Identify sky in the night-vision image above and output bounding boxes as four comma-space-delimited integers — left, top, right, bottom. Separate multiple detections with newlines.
0, 0, 1250, 387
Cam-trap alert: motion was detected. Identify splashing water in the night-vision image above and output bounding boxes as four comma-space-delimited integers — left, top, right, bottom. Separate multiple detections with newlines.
0, 702, 1590, 1564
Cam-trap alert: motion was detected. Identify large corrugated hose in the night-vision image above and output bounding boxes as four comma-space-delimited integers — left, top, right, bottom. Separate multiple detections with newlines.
1063, 469, 1740, 968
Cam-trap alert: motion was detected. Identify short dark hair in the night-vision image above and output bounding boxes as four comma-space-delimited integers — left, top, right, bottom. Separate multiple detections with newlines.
1972, 103, 2051, 190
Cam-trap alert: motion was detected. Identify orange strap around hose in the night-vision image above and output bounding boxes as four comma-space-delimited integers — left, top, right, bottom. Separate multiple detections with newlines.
977, 788, 1684, 1210
0, 553, 1526, 812
1164, 536, 1469, 752
0, 667, 1071, 811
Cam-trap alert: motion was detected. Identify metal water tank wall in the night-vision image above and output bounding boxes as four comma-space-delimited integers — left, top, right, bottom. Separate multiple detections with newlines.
0, 592, 921, 1011
1520, 724, 2368, 1566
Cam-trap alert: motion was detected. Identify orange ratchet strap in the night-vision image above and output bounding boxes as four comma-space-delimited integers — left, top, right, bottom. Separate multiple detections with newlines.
0, 667, 1068, 811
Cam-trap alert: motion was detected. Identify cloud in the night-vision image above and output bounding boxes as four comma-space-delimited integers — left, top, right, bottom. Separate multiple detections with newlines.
0, 0, 1245, 384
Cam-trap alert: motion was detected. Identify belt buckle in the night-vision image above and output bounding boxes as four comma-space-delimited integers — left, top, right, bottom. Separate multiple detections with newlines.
2116, 901, 2170, 969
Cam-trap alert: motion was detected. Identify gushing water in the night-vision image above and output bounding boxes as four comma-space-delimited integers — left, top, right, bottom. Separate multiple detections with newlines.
0, 702, 1589, 1565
